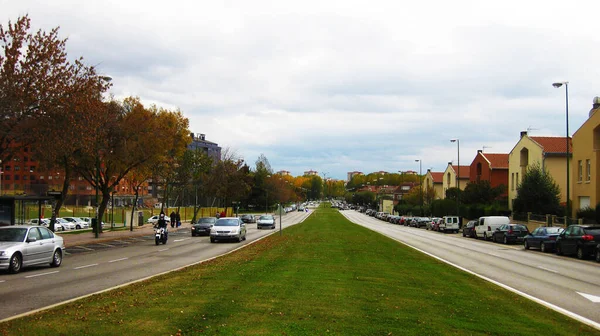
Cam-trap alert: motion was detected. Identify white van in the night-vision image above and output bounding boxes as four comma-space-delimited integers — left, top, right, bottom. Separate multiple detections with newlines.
440, 216, 460, 233
475, 216, 510, 240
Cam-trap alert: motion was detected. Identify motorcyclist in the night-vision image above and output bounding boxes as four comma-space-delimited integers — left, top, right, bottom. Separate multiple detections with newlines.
157, 212, 168, 240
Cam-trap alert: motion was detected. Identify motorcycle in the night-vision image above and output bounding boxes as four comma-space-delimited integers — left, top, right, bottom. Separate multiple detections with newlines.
155, 226, 168, 245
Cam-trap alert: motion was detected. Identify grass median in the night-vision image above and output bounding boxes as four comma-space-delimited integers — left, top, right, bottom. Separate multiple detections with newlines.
1, 206, 598, 335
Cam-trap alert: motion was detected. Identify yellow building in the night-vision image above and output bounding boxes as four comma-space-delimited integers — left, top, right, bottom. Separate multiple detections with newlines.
508, 131, 572, 210
571, 98, 600, 214
441, 163, 469, 198
423, 169, 444, 200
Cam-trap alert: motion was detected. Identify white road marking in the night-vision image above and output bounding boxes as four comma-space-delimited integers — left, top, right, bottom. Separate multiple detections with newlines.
74, 264, 99, 270
109, 258, 128, 263
158, 248, 169, 252
25, 271, 59, 278
0, 280, 5, 283
578, 292, 600, 303
174, 238, 190, 242
537, 266, 559, 273
74, 245, 94, 251
97, 243, 115, 247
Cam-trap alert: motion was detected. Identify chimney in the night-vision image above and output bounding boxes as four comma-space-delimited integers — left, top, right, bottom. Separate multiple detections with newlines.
590, 97, 600, 118
520, 131, 528, 138
477, 149, 482, 153
200, 134, 206, 140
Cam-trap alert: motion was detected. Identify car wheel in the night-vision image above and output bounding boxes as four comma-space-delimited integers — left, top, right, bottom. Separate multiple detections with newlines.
595, 249, 600, 263
576, 247, 585, 260
50, 249, 62, 267
556, 243, 563, 255
483, 232, 488, 241
155, 237, 159, 245
524, 240, 530, 250
76, 225, 80, 229
540, 242, 547, 253
462, 231, 466, 237
503, 236, 508, 245
8, 253, 22, 274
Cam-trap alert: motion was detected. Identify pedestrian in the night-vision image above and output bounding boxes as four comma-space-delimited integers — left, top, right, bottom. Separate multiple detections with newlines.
170, 211, 176, 228
216, 211, 220, 219
176, 211, 181, 228
220, 210, 226, 218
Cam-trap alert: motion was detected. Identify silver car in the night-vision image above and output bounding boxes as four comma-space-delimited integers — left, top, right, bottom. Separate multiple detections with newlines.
257, 215, 276, 230
0, 226, 65, 273
210, 217, 247, 243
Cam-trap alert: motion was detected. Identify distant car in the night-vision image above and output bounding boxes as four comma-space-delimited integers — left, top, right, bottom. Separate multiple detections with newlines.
462, 220, 477, 238
27, 218, 50, 227
56, 218, 75, 230
523, 227, 564, 252
210, 217, 247, 243
79, 217, 106, 228
240, 214, 256, 224
257, 215, 276, 230
298, 206, 305, 212
0, 225, 64, 274
555, 225, 600, 259
62, 217, 89, 230
147, 215, 171, 225
491, 224, 529, 244
192, 217, 217, 236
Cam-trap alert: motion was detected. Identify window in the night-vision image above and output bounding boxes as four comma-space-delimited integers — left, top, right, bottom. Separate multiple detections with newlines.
4, 166, 10, 171
27, 228, 41, 241
14, 175, 19, 181
39, 175, 44, 180
586, 159, 591, 182
511, 173, 514, 191
29, 166, 35, 172
14, 166, 20, 171
48, 176, 52, 180
578, 160, 583, 182
4, 175, 10, 180
516, 173, 519, 187
22, 175, 27, 180
23, 157, 28, 162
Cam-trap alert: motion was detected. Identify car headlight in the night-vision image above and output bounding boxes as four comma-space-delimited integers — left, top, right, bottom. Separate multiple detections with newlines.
0, 251, 5, 256
230, 229, 238, 234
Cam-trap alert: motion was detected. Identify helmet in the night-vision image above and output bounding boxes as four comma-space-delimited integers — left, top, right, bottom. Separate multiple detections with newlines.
160, 214, 165, 218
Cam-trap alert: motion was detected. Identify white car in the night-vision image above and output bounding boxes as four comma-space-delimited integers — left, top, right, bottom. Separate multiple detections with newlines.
62, 217, 89, 229
147, 215, 171, 225
257, 215, 276, 230
27, 218, 50, 227
56, 218, 76, 230
210, 217, 247, 243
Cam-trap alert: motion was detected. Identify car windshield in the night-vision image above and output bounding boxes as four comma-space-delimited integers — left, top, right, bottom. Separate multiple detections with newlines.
198, 218, 216, 224
513, 225, 528, 231
546, 227, 563, 234
0, 228, 28, 242
215, 219, 240, 227
259, 216, 273, 220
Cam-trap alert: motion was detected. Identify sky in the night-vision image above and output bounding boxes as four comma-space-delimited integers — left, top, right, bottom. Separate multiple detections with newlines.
4, 0, 600, 180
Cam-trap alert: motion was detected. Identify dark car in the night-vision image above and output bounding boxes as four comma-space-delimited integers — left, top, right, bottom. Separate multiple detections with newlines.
191, 217, 217, 236
240, 214, 256, 224
523, 227, 564, 252
462, 220, 477, 238
491, 224, 529, 244
555, 225, 600, 259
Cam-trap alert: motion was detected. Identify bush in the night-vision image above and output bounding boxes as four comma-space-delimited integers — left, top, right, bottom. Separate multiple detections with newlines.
577, 206, 597, 224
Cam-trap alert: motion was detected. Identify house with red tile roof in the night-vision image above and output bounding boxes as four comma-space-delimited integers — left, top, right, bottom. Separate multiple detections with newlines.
423, 169, 444, 200
508, 131, 572, 211
442, 163, 470, 199
469, 150, 509, 196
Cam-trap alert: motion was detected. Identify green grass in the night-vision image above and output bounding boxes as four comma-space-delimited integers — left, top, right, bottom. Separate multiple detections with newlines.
1, 206, 598, 335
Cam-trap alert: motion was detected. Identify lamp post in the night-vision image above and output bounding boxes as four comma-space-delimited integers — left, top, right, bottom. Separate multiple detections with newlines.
553, 81, 570, 224
0, 159, 3, 196
415, 159, 422, 216
450, 138, 460, 216
95, 153, 100, 238
111, 190, 115, 227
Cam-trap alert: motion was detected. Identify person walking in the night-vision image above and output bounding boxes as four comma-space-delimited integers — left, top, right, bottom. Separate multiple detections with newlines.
175, 211, 181, 228
170, 211, 176, 228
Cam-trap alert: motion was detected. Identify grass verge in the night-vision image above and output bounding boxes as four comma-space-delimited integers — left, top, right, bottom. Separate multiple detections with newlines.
1, 206, 598, 335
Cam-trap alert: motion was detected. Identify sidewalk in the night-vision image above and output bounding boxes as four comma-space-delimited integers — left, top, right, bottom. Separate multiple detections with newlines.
61, 222, 192, 247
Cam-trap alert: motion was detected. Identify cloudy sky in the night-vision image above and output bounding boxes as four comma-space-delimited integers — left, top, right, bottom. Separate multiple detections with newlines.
5, 1, 600, 180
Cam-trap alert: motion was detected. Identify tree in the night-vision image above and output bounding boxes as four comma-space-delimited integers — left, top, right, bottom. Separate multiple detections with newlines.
204, 148, 251, 212
513, 163, 561, 215
461, 180, 505, 205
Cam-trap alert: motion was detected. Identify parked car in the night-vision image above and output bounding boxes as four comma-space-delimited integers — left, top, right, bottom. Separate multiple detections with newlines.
27, 218, 50, 227
56, 218, 75, 230
257, 215, 276, 230
555, 225, 600, 259
462, 220, 477, 238
147, 215, 171, 225
191, 217, 217, 236
523, 227, 564, 252
0, 225, 64, 273
440, 216, 460, 233
62, 217, 89, 229
240, 214, 256, 224
210, 217, 247, 243
475, 216, 510, 240
491, 224, 530, 244
79, 217, 107, 228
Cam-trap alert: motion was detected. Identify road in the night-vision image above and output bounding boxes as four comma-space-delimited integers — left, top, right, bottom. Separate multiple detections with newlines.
340, 210, 600, 330
0, 211, 310, 321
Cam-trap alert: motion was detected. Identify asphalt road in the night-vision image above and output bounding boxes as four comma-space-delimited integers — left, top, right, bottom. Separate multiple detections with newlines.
340, 210, 600, 331
0, 211, 311, 321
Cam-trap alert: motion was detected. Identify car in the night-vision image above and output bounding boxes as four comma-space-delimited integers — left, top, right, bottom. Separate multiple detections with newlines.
27, 218, 50, 227
56, 218, 76, 230
0, 225, 64, 273
147, 215, 171, 225
257, 215, 276, 229
79, 217, 106, 228
462, 220, 477, 238
298, 206, 305, 212
491, 224, 530, 244
555, 225, 600, 259
475, 216, 510, 240
191, 217, 217, 236
210, 217, 247, 243
62, 217, 89, 229
523, 227, 564, 252
240, 214, 256, 224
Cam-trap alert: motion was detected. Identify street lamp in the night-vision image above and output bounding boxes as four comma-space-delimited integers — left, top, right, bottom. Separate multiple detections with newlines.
415, 159, 422, 215
450, 139, 460, 216
0, 159, 3, 196
553, 81, 570, 223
